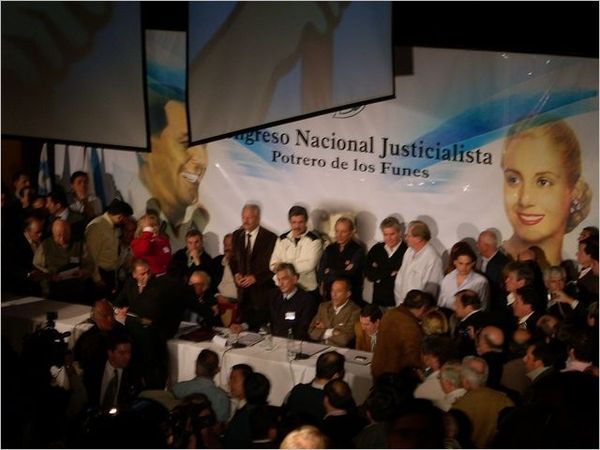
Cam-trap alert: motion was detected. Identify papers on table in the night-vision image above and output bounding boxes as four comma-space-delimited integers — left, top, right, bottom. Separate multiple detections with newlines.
343, 349, 372, 365
296, 341, 330, 358
238, 332, 263, 347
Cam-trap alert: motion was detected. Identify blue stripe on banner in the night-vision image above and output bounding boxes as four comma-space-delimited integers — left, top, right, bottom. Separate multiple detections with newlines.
90, 147, 106, 208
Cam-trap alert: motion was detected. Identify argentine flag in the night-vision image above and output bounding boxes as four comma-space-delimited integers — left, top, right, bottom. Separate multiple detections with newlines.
38, 143, 52, 195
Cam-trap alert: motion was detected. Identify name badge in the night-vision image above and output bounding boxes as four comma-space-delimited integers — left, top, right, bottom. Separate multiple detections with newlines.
70, 257, 80, 264
285, 312, 296, 321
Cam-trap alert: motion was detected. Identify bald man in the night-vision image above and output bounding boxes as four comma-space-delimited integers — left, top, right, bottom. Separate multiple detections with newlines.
476, 230, 510, 313
33, 219, 93, 301
475, 326, 507, 390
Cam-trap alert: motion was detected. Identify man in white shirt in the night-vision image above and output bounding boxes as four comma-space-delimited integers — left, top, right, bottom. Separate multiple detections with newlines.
270, 205, 323, 298
394, 220, 443, 305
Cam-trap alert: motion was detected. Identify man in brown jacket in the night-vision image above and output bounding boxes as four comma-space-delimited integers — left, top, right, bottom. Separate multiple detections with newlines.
371, 289, 434, 381
309, 277, 360, 347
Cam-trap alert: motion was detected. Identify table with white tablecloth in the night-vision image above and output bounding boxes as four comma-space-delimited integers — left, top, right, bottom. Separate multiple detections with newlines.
2, 299, 374, 406
167, 332, 374, 406
1, 297, 92, 352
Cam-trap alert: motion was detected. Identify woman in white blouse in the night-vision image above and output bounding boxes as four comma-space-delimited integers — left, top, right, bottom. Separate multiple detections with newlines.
438, 243, 489, 310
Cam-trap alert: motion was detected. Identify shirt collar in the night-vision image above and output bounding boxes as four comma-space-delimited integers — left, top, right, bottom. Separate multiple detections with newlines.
385, 241, 402, 255
283, 288, 298, 300
333, 299, 350, 314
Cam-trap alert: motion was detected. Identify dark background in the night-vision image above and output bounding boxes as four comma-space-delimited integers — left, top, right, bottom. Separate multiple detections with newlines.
142, 1, 598, 58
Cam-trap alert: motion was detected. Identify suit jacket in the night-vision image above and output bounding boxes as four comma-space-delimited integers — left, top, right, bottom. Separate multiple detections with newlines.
577, 269, 599, 306
229, 226, 277, 330
371, 306, 423, 380
453, 310, 493, 358
364, 241, 407, 307
451, 387, 515, 449
317, 239, 366, 303
308, 300, 360, 347
483, 251, 510, 312
269, 287, 317, 340
2, 232, 40, 295
84, 361, 143, 409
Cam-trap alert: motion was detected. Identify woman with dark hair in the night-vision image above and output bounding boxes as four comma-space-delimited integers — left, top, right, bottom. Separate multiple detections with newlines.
438, 243, 489, 310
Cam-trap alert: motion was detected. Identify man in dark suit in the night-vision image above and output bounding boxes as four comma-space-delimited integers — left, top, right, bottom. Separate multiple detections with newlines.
83, 332, 142, 410
453, 289, 493, 358
365, 216, 407, 308
114, 258, 180, 389
512, 286, 542, 334
476, 229, 510, 312
229, 204, 277, 331
45, 190, 86, 242
269, 263, 317, 340
2, 215, 44, 296
321, 379, 366, 448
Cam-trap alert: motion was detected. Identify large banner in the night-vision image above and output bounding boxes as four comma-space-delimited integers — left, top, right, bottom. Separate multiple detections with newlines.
55, 47, 598, 276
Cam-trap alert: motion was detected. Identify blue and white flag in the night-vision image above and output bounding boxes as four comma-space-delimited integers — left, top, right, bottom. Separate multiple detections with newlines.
38, 143, 52, 195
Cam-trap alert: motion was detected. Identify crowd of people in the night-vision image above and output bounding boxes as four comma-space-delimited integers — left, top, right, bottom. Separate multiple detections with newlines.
1, 168, 598, 448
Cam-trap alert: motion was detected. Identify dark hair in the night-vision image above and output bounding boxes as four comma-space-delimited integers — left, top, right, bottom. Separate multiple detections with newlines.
364, 386, 400, 422
315, 351, 345, 380
515, 286, 539, 309
567, 329, 595, 363
360, 304, 383, 322
196, 349, 219, 378
455, 289, 481, 309
421, 335, 457, 365
185, 229, 203, 240
580, 236, 599, 262
323, 379, 354, 410
288, 205, 308, 221
244, 372, 271, 405
249, 404, 279, 442
47, 190, 68, 208
231, 363, 254, 381
107, 199, 133, 216
388, 399, 446, 449
504, 261, 535, 286
451, 242, 477, 263
403, 290, 435, 309
106, 331, 132, 352
70, 171, 89, 184
530, 340, 565, 368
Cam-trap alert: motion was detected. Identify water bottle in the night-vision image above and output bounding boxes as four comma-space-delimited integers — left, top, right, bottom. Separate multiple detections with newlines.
286, 328, 296, 361
264, 322, 274, 350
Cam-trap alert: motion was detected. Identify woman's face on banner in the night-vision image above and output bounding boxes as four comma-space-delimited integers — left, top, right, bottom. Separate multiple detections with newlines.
503, 132, 573, 244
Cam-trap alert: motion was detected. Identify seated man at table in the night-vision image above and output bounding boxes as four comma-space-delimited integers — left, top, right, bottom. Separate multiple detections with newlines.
354, 304, 382, 352
308, 277, 360, 347
269, 263, 318, 340
171, 349, 230, 424
33, 219, 95, 302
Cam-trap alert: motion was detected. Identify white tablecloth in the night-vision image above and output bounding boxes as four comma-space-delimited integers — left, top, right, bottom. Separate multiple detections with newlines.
2, 299, 374, 406
1, 297, 92, 352
167, 332, 374, 406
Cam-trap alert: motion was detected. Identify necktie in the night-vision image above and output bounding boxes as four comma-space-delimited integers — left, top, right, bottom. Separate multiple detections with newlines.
370, 335, 377, 352
102, 369, 119, 409
245, 233, 252, 272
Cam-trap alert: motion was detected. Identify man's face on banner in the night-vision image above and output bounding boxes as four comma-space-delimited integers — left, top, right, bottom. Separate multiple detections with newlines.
145, 100, 208, 209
